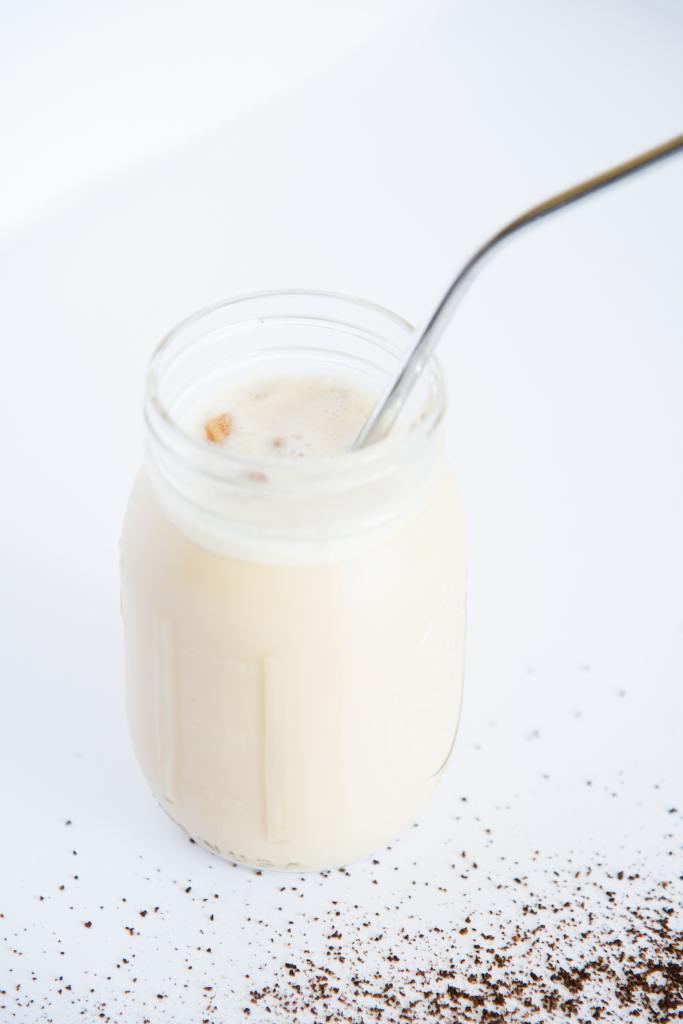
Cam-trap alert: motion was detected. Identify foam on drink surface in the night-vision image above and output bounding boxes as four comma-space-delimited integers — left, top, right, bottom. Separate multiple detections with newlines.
185, 373, 375, 459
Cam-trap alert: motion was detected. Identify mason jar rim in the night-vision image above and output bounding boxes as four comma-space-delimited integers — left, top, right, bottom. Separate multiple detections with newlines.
145, 289, 446, 491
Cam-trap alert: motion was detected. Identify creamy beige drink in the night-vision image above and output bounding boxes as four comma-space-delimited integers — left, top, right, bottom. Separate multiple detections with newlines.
121, 293, 466, 870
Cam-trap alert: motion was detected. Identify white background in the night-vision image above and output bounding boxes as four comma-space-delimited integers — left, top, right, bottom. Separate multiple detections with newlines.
1, 1, 682, 1020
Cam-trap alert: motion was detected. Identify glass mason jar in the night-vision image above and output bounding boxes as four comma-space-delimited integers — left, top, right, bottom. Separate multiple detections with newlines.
121, 291, 466, 870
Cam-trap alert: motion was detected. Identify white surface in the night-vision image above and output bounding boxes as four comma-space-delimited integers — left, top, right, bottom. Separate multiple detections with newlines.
0, 0, 409, 242
1, 1, 682, 1020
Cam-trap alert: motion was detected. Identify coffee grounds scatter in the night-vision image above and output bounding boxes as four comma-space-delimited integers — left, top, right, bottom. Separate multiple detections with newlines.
2, 831, 681, 1022
240, 872, 682, 1022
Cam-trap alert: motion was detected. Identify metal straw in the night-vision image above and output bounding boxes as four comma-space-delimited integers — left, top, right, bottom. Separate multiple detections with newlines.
354, 132, 683, 449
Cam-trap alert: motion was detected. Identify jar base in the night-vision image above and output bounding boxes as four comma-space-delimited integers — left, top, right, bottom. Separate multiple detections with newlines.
156, 790, 438, 874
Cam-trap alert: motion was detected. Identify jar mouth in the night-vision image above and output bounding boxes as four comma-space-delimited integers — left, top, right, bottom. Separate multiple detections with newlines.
145, 289, 446, 490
